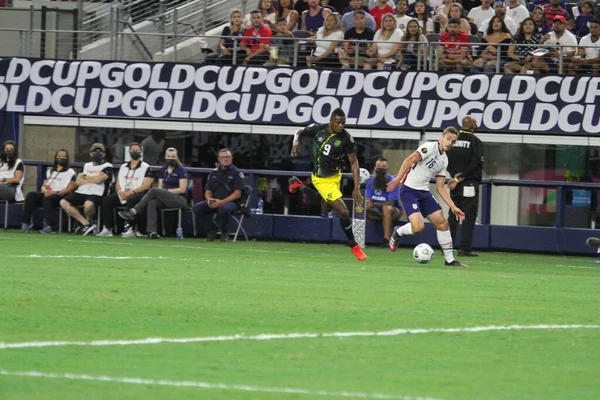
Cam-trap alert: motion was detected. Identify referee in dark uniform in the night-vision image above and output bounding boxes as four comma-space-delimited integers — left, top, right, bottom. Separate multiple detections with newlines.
446, 116, 484, 257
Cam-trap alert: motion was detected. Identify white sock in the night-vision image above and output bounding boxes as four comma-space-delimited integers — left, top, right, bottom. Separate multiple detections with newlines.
396, 224, 414, 237
436, 229, 454, 263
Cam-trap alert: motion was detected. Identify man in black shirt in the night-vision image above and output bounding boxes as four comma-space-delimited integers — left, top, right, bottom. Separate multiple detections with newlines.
340, 10, 376, 68
193, 148, 245, 242
288, 108, 367, 261
446, 116, 484, 257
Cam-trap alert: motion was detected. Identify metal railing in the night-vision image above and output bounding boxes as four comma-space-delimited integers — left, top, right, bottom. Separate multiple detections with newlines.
0, 26, 597, 74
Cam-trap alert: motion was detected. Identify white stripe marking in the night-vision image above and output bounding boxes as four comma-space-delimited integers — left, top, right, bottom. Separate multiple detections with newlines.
1, 324, 598, 350
0, 370, 437, 400
66, 239, 292, 254
6, 254, 204, 261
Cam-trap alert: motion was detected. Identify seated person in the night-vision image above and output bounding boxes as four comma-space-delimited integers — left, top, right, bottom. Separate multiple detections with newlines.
471, 15, 512, 72
531, 6, 552, 34
302, 0, 332, 33
529, 15, 577, 73
193, 148, 245, 242
205, 9, 245, 66
397, 19, 428, 70
438, 18, 471, 71
364, 13, 402, 70
21, 149, 76, 234
264, 17, 295, 66
308, 13, 343, 67
96, 142, 153, 237
0, 140, 24, 204
60, 143, 112, 236
339, 10, 376, 68
504, 17, 543, 73
571, 19, 600, 74
365, 157, 403, 247
341, 0, 377, 31
241, 10, 273, 65
395, 0, 414, 32
118, 147, 188, 239
573, 1, 596, 37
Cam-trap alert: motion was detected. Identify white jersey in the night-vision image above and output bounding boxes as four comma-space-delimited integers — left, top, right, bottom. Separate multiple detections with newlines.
0, 158, 24, 201
402, 141, 448, 191
76, 161, 113, 196
117, 161, 151, 204
45, 168, 76, 192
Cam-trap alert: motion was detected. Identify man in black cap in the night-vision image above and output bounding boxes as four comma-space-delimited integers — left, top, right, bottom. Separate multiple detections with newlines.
60, 143, 113, 236
446, 116, 484, 257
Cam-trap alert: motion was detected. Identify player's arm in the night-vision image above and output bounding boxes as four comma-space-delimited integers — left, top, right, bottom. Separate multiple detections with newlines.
290, 128, 305, 156
436, 175, 465, 221
387, 151, 422, 192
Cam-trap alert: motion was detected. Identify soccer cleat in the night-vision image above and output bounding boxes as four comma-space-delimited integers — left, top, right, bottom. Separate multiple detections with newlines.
118, 209, 136, 220
39, 226, 56, 235
586, 237, 600, 247
288, 176, 303, 194
82, 224, 96, 236
389, 229, 401, 252
445, 260, 469, 268
351, 244, 367, 261
20, 223, 34, 233
95, 228, 113, 237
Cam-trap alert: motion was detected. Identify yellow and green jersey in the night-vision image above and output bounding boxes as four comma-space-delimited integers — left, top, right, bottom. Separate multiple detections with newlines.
303, 123, 357, 178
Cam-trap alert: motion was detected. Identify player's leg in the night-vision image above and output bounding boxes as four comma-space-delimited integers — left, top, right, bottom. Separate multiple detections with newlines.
458, 184, 479, 256
390, 187, 425, 251
586, 237, 600, 263
448, 188, 462, 250
427, 210, 468, 268
289, 176, 323, 203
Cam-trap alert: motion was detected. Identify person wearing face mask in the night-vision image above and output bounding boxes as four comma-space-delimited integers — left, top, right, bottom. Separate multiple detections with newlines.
118, 147, 188, 239
192, 148, 245, 242
446, 116, 484, 257
20, 149, 76, 234
0, 140, 25, 204
365, 157, 404, 248
60, 143, 113, 236
95, 142, 153, 237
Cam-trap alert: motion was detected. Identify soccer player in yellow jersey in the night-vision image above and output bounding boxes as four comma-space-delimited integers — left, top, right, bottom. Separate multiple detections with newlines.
289, 108, 367, 261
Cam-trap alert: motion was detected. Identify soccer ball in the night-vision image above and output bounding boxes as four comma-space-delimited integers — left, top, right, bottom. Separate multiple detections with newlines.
359, 168, 370, 184
413, 243, 434, 264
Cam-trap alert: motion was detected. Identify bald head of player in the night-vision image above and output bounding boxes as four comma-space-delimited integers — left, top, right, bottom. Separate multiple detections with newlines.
439, 127, 459, 152
462, 115, 478, 132
329, 108, 346, 134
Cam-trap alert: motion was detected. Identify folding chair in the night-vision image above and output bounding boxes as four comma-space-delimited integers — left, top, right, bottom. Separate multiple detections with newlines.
160, 180, 196, 238
230, 185, 253, 242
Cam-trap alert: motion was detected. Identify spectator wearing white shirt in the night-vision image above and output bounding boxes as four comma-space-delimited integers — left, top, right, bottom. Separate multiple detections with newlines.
365, 13, 403, 69
532, 15, 578, 73
308, 13, 344, 67
411, 0, 434, 33
468, 0, 495, 29
0, 140, 24, 204
395, 0, 414, 32
572, 19, 600, 74
506, 0, 530, 25
479, 0, 519, 35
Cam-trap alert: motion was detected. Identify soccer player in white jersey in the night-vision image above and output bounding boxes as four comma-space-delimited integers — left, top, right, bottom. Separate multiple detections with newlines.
387, 127, 468, 268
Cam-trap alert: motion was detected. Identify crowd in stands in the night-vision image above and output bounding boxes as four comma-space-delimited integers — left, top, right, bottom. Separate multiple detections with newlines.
206, 0, 600, 73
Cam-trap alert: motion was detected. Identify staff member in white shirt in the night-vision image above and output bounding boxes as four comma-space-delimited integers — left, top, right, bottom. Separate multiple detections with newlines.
60, 143, 113, 236
0, 140, 25, 204
96, 142, 153, 237
21, 149, 76, 234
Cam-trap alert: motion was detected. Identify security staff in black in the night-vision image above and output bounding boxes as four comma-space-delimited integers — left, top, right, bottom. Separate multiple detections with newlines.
193, 148, 245, 242
446, 115, 484, 257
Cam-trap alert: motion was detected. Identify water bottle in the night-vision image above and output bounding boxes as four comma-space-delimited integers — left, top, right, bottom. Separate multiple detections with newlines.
257, 197, 264, 215
176, 227, 183, 240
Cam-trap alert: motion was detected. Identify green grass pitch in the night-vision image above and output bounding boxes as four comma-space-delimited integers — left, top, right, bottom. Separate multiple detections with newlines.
0, 231, 599, 400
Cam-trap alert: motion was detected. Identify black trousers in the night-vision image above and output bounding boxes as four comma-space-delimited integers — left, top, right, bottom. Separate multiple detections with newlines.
101, 192, 147, 231
448, 181, 480, 252
22, 192, 63, 230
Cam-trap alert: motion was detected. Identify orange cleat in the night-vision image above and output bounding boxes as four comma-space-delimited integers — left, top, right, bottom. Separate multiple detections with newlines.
351, 244, 367, 261
288, 176, 303, 194
445, 260, 469, 268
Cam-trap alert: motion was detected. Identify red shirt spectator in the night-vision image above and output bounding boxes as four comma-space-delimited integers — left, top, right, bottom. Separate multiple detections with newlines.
543, 0, 570, 26
440, 31, 470, 54
370, 4, 395, 30
241, 24, 273, 52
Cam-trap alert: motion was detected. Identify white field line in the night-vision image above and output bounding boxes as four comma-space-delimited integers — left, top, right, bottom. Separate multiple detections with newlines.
1, 324, 598, 350
6, 255, 204, 262
0, 370, 437, 400
66, 239, 292, 254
